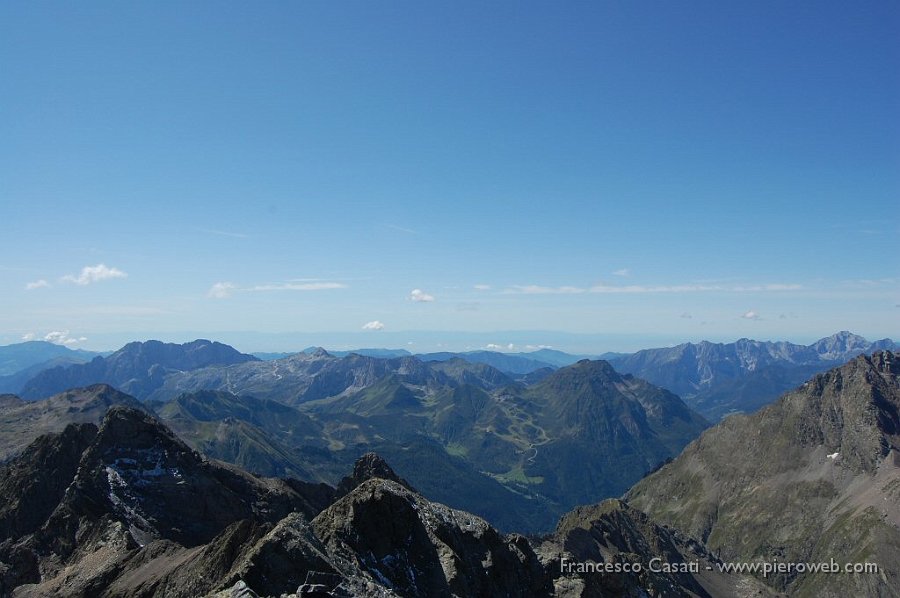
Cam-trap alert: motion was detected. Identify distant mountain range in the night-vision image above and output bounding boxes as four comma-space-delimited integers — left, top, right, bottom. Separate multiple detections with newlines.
0, 341, 103, 394
19, 339, 258, 400
0, 340, 102, 376
627, 350, 900, 596
256, 347, 615, 376
610, 331, 897, 420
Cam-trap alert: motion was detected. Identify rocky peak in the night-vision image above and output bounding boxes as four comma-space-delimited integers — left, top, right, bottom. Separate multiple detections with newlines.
538, 359, 622, 392
314, 478, 549, 597
309, 347, 331, 358
812, 330, 869, 356
93, 404, 194, 455
335, 452, 413, 497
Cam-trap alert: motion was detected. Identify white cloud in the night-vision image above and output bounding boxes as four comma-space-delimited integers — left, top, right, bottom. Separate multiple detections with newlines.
590, 283, 723, 293
613, 268, 630, 277
362, 320, 385, 330
208, 282, 236, 299
61, 264, 127, 286
209, 280, 346, 298
731, 284, 802, 291
21, 332, 36, 341
410, 289, 435, 302
42, 330, 85, 346
25, 279, 50, 290
473, 284, 492, 291
506, 282, 803, 295
250, 282, 346, 291
741, 310, 761, 320
486, 343, 516, 351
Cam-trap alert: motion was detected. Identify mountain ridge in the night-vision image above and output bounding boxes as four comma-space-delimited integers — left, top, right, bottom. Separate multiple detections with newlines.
611, 331, 896, 420
626, 350, 900, 595
20, 339, 258, 401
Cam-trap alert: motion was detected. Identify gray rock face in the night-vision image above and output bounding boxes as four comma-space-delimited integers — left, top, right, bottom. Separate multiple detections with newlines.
335, 452, 413, 497
313, 478, 550, 598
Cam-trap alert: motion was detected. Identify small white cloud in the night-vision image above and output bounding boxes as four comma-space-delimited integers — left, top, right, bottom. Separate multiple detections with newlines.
208, 282, 236, 299
25, 279, 50, 290
362, 320, 385, 330
473, 284, 491, 291
208, 280, 346, 299
506, 281, 803, 295
741, 310, 761, 320
410, 289, 435, 302
21, 332, 36, 341
61, 264, 127, 286
485, 343, 516, 352
613, 268, 630, 277
43, 330, 83, 346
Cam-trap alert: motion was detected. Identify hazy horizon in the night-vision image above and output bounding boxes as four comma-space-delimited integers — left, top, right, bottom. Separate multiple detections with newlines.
2, 327, 896, 357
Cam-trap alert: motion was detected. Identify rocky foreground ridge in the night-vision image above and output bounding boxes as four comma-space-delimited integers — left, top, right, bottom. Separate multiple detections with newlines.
0, 406, 764, 597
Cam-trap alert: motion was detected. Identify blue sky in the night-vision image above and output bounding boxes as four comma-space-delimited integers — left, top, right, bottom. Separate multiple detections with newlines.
1, 1, 897, 353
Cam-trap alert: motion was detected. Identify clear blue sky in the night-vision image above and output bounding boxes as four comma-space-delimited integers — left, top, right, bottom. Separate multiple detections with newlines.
1, 1, 897, 353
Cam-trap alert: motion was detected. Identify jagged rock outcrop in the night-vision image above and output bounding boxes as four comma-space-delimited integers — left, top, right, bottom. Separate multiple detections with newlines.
313, 478, 550, 597
335, 451, 413, 497
539, 498, 776, 597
